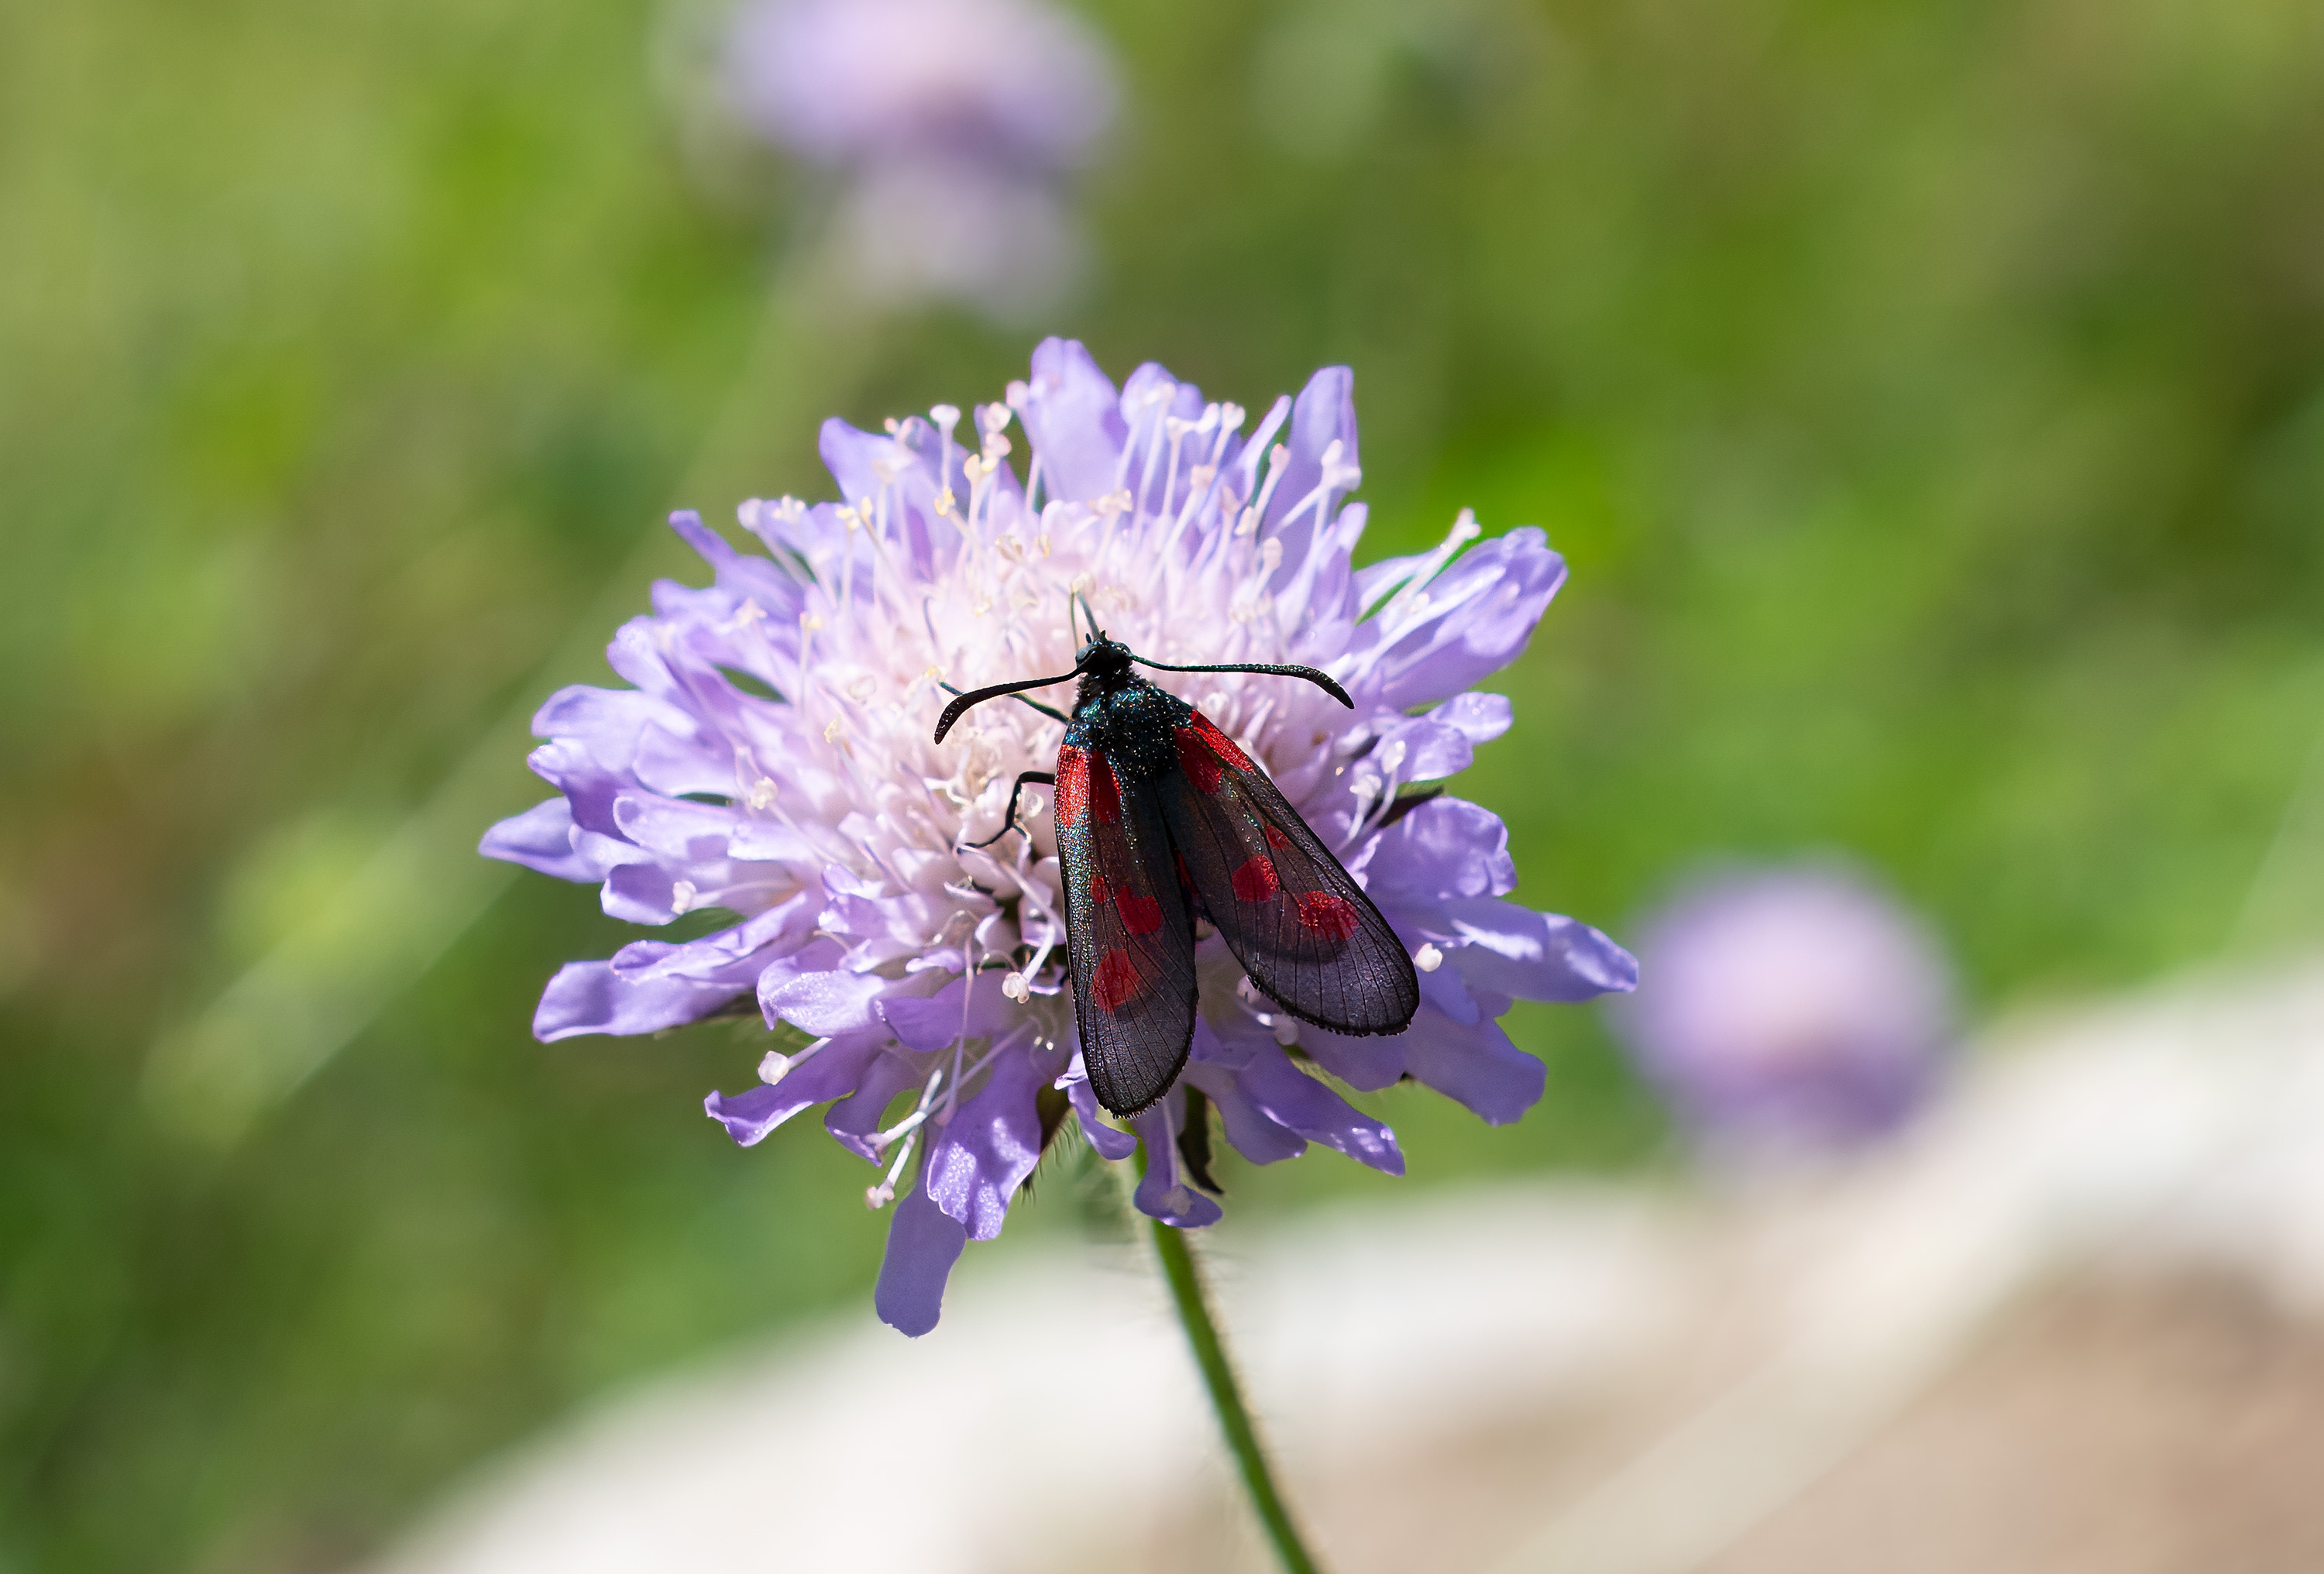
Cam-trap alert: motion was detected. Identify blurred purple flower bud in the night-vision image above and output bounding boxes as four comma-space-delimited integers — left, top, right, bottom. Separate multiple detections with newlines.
728, 0, 1116, 171
724, 0, 1117, 315
1612, 863, 1954, 1160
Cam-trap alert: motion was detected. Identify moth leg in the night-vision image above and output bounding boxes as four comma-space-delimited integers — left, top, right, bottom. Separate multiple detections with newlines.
962, 771, 1056, 849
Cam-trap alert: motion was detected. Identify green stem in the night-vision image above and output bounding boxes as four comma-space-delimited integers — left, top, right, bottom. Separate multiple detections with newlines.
1122, 1154, 1325, 1574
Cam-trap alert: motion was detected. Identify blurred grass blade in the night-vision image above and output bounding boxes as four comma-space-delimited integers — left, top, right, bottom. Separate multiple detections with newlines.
141, 297, 866, 1150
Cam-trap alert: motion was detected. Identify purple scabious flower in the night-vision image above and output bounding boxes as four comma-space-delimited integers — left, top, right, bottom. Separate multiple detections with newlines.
483, 341, 1635, 1334
1611, 863, 1956, 1161
724, 0, 1117, 316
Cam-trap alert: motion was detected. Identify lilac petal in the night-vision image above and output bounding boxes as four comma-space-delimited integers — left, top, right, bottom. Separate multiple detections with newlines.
1418, 957, 1480, 1026
1187, 1014, 1261, 1071
825, 1046, 924, 1160
1299, 1024, 1407, 1091
525, 741, 629, 839
1370, 717, 1473, 783
1019, 338, 1126, 502
878, 971, 1026, 1052
1260, 365, 1359, 537
759, 949, 924, 1036
480, 798, 595, 883
531, 962, 749, 1041
1401, 1003, 1545, 1126
609, 893, 815, 983
874, 1180, 968, 1338
1363, 796, 1517, 911
1182, 1062, 1307, 1166
763, 971, 892, 1036
631, 723, 734, 800
703, 1033, 886, 1146
1065, 1070, 1137, 1159
1428, 691, 1514, 745
1131, 1095, 1223, 1228
1367, 531, 1567, 712
665, 507, 806, 629
531, 685, 694, 772
1442, 899, 1639, 1003
726, 819, 815, 862
1231, 1043, 1403, 1175
603, 861, 689, 926
612, 791, 737, 861
921, 1033, 1050, 1239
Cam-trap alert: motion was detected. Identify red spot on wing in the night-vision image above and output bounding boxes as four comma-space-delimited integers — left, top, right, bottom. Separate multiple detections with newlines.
1231, 857, 1280, 902
1262, 823, 1291, 849
1297, 891, 1360, 940
1174, 724, 1222, 794
1092, 947, 1143, 1012
1116, 888, 1163, 934
1054, 747, 1089, 828
1088, 872, 1110, 907
1191, 713, 1255, 772
1088, 752, 1122, 824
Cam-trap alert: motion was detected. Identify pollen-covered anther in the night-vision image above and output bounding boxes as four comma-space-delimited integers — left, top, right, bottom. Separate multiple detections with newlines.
1415, 943, 1444, 973
747, 776, 780, 810
1272, 1016, 1300, 1046
823, 719, 845, 742
671, 879, 698, 914
1002, 971, 1031, 1002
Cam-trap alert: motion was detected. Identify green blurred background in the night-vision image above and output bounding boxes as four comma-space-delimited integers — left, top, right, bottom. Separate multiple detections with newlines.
5, 0, 2324, 1566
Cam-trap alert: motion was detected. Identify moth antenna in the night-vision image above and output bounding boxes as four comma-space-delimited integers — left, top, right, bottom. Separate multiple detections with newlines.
934, 668, 1082, 742
1074, 590, 1102, 644
1127, 656, 1353, 710
938, 679, 1068, 725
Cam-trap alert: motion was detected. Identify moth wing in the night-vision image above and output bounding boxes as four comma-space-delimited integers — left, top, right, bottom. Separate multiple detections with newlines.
1158, 712, 1419, 1036
1054, 743, 1198, 1117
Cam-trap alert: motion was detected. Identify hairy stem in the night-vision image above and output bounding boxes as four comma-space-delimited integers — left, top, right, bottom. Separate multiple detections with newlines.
1119, 1151, 1325, 1574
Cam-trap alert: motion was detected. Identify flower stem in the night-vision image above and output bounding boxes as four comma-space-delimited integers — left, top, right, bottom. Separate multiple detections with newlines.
1121, 1154, 1325, 1574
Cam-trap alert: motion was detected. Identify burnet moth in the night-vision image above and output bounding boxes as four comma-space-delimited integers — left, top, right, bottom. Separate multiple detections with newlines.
934, 598, 1420, 1118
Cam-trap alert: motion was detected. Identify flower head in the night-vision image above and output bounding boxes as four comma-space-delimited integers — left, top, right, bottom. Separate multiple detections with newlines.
724, 0, 1117, 315
1611, 862, 1955, 1162
483, 339, 1635, 1333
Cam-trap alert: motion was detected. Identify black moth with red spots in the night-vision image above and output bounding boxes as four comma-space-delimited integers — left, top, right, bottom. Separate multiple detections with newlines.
934, 606, 1421, 1118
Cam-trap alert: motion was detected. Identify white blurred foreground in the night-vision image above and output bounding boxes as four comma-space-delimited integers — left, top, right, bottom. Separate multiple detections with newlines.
362, 959, 2324, 1574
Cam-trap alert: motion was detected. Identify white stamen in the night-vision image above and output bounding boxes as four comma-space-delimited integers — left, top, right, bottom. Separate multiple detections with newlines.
670, 879, 697, 914
1002, 971, 1030, 1002
761, 1036, 834, 1085
1415, 943, 1444, 973
747, 776, 780, 811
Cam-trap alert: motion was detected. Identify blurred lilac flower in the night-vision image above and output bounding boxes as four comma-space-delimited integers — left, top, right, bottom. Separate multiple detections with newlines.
724, 0, 1117, 316
1612, 863, 1955, 1161
483, 339, 1634, 1334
